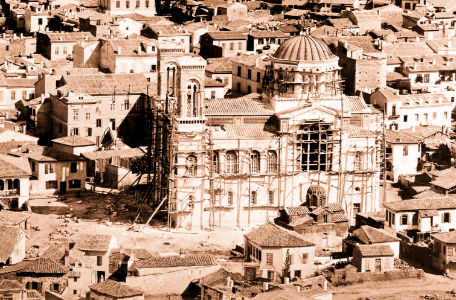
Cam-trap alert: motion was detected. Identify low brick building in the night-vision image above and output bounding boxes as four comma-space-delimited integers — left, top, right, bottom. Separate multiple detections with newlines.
87, 280, 144, 300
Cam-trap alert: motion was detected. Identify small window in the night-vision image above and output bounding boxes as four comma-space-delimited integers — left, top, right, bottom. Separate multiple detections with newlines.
433, 112, 437, 119
247, 85, 252, 94
53, 284, 59, 291
323, 214, 328, 223
266, 253, 273, 264
69, 180, 81, 189
126, 0, 130, 8
87, 128, 92, 137
294, 270, 301, 278
46, 180, 57, 189
237, 66, 241, 76
442, 212, 451, 223
248, 69, 251, 80
227, 191, 233, 206
250, 191, 256, 205
74, 278, 77, 283
136, 0, 140, 7
403, 145, 408, 156
301, 253, 308, 264
257, 72, 261, 82
86, 113, 90, 119
73, 289, 77, 294
32, 161, 35, 172
10, 91, 15, 101
45, 163, 54, 174
445, 111, 448, 119
96, 119, 102, 127
116, 0, 120, 7
38, 18, 43, 25
415, 114, 419, 121
97, 256, 102, 266
110, 100, 115, 110
71, 162, 77, 173
72, 128, 79, 136
268, 191, 274, 205
401, 214, 408, 225
73, 110, 78, 120
136, 99, 142, 110
230, 43, 234, 50
452, 97, 455, 102
404, 115, 408, 122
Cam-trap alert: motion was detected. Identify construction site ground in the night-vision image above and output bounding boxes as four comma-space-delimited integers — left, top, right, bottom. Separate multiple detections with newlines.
25, 183, 455, 299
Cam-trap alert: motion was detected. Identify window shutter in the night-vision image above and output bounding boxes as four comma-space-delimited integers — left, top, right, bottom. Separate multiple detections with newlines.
442, 213, 445, 223
449, 213, 452, 223
407, 215, 410, 225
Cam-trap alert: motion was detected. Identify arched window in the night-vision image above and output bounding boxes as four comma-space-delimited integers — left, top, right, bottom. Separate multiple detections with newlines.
226, 152, 237, 174
227, 191, 233, 206
270, 38, 275, 44
187, 80, 199, 118
267, 151, 277, 173
250, 191, 257, 205
258, 38, 264, 45
250, 151, 260, 174
212, 153, 219, 174
188, 195, 194, 211
0, 180, 3, 191
186, 156, 197, 177
7, 179, 12, 190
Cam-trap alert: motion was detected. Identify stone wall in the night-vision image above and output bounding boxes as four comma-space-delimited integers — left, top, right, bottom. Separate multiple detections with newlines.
329, 266, 424, 286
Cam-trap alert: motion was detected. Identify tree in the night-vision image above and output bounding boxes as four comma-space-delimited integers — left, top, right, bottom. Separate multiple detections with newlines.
282, 249, 291, 282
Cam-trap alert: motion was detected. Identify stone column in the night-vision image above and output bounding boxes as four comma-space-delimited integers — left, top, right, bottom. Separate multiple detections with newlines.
180, 90, 186, 119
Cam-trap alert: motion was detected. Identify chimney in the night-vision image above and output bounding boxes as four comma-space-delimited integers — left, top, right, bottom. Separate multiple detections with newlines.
263, 282, 269, 291
284, 277, 290, 284
20, 33, 23, 39
297, 286, 301, 292
21, 124, 26, 133
2, 33, 5, 38
138, 46, 141, 54
13, 33, 16, 40
118, 46, 121, 55
432, 59, 436, 65
323, 280, 327, 290
41, 94, 44, 102
395, 90, 399, 96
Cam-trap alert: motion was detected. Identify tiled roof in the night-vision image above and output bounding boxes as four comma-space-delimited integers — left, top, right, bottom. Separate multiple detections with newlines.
356, 244, 394, 257
278, 25, 300, 33
27, 290, 43, 300
417, 209, 439, 217
89, 280, 143, 297
0, 226, 22, 264
59, 73, 150, 95
111, 248, 152, 260
324, 203, 344, 212
414, 190, 440, 199
0, 279, 25, 291
385, 130, 421, 144
205, 31, 247, 40
10, 145, 85, 162
41, 244, 65, 262
81, 148, 144, 160
72, 234, 113, 252
204, 76, 225, 87
148, 25, 191, 35
334, 214, 348, 223
431, 168, 456, 189
284, 9, 309, 17
52, 136, 95, 147
249, 31, 290, 38
351, 10, 381, 20
432, 230, 456, 244
135, 255, 216, 268
403, 125, 444, 139
316, 96, 369, 113
348, 126, 377, 138
383, 42, 434, 61
387, 72, 407, 81
199, 268, 244, 286
0, 154, 31, 177
311, 207, 332, 216
427, 0, 456, 9
205, 96, 274, 115
107, 39, 157, 56
20, 258, 68, 274
206, 57, 233, 73
0, 211, 32, 225
45, 32, 96, 42
0, 78, 37, 87
284, 206, 310, 216
245, 222, 315, 247
359, 225, 400, 243
215, 124, 278, 139
289, 215, 314, 227
383, 197, 456, 212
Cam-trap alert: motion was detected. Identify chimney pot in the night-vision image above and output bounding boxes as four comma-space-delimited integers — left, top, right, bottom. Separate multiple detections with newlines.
138, 45, 141, 54
118, 46, 121, 55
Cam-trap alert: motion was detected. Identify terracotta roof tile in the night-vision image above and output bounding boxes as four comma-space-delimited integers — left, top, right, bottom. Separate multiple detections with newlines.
311, 207, 333, 216
0, 279, 25, 291
383, 197, 456, 212
81, 148, 144, 160
245, 222, 315, 247
348, 126, 377, 138
218, 124, 278, 139
249, 31, 290, 38
289, 215, 314, 227
356, 244, 394, 257
205, 31, 247, 40
432, 230, 456, 243
0, 211, 32, 225
205, 96, 274, 115
199, 268, 244, 286
52, 136, 95, 147
334, 214, 349, 223
89, 280, 143, 297
359, 225, 400, 243
41, 244, 65, 262
417, 209, 439, 217
204, 76, 225, 87
27, 290, 43, 300
206, 57, 233, 73
324, 203, 344, 213
431, 168, 456, 189
10, 145, 85, 162
284, 206, 310, 216
72, 234, 113, 252
385, 130, 421, 144
414, 190, 440, 199
0, 226, 23, 264
20, 258, 68, 274
135, 255, 216, 268
0, 154, 31, 177
45, 32, 96, 42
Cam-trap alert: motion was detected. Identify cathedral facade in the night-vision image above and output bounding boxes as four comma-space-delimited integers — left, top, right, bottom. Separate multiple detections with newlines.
155, 35, 382, 230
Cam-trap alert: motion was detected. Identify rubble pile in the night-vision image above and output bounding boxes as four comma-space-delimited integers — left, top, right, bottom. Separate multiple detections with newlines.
394, 258, 415, 270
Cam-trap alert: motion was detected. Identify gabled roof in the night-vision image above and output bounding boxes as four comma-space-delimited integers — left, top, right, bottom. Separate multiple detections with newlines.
385, 130, 421, 144
284, 206, 310, 216
430, 168, 456, 189
358, 225, 400, 243
135, 255, 216, 268
0, 226, 23, 264
44, 32, 96, 42
348, 126, 376, 138
204, 76, 225, 87
205, 31, 247, 40
89, 280, 143, 297
9, 145, 85, 162
311, 207, 333, 216
107, 39, 157, 56
20, 258, 68, 274
72, 234, 113, 252
289, 215, 314, 227
0, 279, 25, 291
432, 230, 456, 244
52, 135, 95, 147
198, 268, 244, 287
0, 154, 31, 177
383, 197, 456, 212
204, 96, 274, 115
356, 244, 394, 257
245, 222, 315, 247
27, 290, 43, 300
334, 214, 349, 223
206, 57, 233, 73
0, 211, 32, 225
212, 124, 278, 139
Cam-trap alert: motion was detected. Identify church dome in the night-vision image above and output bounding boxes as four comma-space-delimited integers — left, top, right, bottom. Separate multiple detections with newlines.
273, 35, 336, 62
